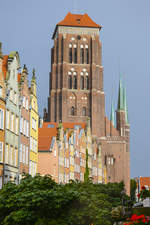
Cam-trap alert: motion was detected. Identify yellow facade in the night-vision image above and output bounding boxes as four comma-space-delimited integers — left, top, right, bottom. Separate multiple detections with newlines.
0, 51, 5, 187
29, 70, 39, 176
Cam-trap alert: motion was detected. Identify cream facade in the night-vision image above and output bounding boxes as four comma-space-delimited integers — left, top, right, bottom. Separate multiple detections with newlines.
29, 69, 39, 176
4, 52, 20, 183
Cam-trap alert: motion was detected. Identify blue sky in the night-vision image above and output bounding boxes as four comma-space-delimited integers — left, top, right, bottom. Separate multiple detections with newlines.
1, 0, 150, 178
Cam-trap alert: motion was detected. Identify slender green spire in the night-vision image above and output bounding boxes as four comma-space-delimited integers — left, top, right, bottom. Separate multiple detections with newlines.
117, 79, 124, 110
123, 87, 129, 124
110, 101, 115, 126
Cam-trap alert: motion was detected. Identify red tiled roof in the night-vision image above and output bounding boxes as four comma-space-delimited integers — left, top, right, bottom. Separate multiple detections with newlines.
38, 122, 86, 151
38, 136, 53, 151
2, 55, 8, 79
57, 12, 101, 29
140, 177, 150, 190
53, 12, 102, 38
38, 126, 57, 151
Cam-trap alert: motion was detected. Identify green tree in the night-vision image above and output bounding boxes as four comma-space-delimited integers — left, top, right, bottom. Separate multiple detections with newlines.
84, 148, 89, 182
130, 179, 137, 202
0, 174, 126, 225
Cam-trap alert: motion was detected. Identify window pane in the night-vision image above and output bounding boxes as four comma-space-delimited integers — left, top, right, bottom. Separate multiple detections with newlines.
80, 48, 84, 64
74, 48, 77, 64
80, 77, 84, 90
82, 107, 86, 116
73, 76, 77, 89
68, 76, 72, 89
86, 48, 89, 64
69, 48, 72, 63
71, 107, 75, 116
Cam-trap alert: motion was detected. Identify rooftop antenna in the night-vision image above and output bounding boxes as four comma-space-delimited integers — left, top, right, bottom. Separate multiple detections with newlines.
72, 0, 82, 14
72, 0, 77, 13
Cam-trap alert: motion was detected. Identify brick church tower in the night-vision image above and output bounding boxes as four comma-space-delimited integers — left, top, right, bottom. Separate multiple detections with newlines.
46, 12, 105, 137
44, 12, 130, 194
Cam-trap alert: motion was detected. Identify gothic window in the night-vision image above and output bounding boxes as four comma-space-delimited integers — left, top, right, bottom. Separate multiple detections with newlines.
69, 44, 72, 63
82, 107, 86, 116
80, 76, 84, 90
86, 48, 89, 64
56, 39, 59, 64
71, 106, 75, 116
86, 76, 89, 89
61, 38, 63, 63
73, 76, 77, 89
80, 47, 84, 64
74, 47, 77, 64
68, 76, 72, 89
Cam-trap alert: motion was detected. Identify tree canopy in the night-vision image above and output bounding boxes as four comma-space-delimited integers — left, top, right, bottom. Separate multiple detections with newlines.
0, 174, 126, 225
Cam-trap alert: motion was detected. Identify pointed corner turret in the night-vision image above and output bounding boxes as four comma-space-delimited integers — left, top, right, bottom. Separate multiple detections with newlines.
30, 68, 37, 96
116, 76, 130, 136
32, 68, 36, 81
123, 86, 129, 125
117, 78, 124, 111
22, 64, 28, 74
110, 101, 115, 127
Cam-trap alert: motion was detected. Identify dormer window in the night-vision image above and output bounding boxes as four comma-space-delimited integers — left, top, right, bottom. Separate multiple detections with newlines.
77, 18, 80, 24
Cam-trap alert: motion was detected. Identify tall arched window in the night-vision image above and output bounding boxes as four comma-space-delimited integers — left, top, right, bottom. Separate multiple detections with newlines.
80, 48, 84, 64
74, 47, 77, 64
82, 107, 86, 116
80, 76, 84, 90
69, 46, 72, 63
61, 38, 63, 63
56, 39, 59, 64
73, 76, 77, 89
71, 106, 75, 116
68, 76, 72, 89
86, 48, 89, 64
86, 76, 89, 89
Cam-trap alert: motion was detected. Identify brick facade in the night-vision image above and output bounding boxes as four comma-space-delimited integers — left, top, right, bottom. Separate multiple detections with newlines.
44, 13, 130, 195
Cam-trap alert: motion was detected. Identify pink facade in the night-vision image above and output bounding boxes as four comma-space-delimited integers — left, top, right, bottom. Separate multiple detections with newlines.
38, 138, 59, 182
38, 122, 102, 184
18, 65, 30, 175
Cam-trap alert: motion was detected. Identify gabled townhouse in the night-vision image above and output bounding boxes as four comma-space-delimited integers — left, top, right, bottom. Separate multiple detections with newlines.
29, 69, 39, 176
18, 65, 30, 178
38, 122, 59, 182
38, 121, 103, 184
0, 43, 6, 188
2, 51, 20, 183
